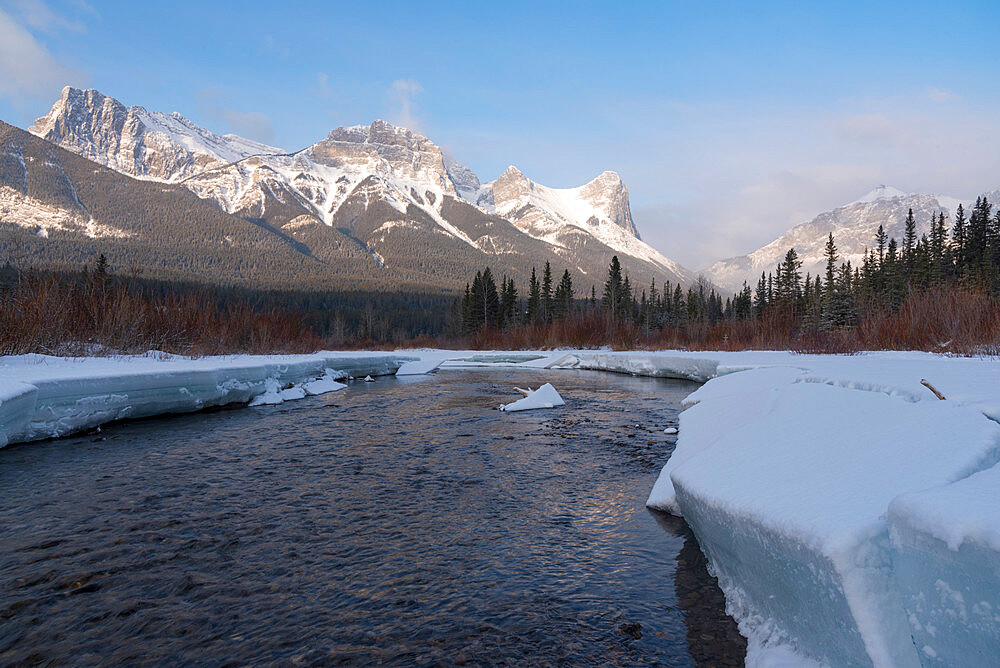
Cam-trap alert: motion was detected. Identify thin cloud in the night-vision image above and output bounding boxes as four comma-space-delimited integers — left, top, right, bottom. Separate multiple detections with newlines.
196, 87, 276, 144
831, 113, 906, 148
6, 0, 86, 33
223, 110, 275, 144
312, 72, 331, 99
0, 8, 84, 103
389, 78, 423, 130
927, 86, 959, 103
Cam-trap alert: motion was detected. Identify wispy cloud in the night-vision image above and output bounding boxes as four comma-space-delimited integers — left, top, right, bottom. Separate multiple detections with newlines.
831, 113, 907, 148
5, 0, 88, 33
0, 6, 85, 104
196, 87, 275, 144
389, 78, 423, 130
312, 72, 331, 99
926, 86, 959, 103
222, 110, 275, 143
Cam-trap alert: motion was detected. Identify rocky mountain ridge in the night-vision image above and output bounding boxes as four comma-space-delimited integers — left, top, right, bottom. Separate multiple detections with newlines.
26, 87, 694, 288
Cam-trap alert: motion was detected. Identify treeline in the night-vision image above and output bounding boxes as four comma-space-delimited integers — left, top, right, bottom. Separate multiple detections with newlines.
0, 259, 460, 356
456, 255, 735, 339
453, 196, 1000, 352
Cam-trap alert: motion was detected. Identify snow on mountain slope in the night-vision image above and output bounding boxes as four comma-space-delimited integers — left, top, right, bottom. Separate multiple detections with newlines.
704, 185, 999, 294
484, 166, 695, 282
27, 87, 697, 285
29, 87, 281, 182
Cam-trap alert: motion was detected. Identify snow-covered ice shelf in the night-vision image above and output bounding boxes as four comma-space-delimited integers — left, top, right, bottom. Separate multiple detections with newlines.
888, 465, 1000, 665
0, 352, 413, 446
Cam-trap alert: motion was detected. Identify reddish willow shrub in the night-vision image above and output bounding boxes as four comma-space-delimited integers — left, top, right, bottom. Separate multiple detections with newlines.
449, 287, 1000, 355
2, 273, 997, 356
0, 273, 323, 356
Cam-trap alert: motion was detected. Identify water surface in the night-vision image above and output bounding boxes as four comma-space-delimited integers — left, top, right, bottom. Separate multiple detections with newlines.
1, 369, 744, 665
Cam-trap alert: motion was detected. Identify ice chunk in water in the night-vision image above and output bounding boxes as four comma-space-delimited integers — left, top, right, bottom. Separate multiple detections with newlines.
499, 383, 565, 412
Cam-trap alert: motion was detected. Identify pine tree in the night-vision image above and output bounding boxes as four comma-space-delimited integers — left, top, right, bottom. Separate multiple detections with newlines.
554, 269, 573, 319
775, 248, 802, 309
621, 274, 634, 321
753, 272, 767, 317
875, 225, 887, 265
602, 256, 623, 316
527, 267, 541, 323
930, 212, 949, 283
952, 204, 967, 275
902, 208, 917, 276
883, 238, 905, 308
821, 233, 838, 324
541, 261, 553, 322
672, 284, 685, 325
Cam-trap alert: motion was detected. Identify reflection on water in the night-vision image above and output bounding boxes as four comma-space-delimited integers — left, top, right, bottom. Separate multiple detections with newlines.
0, 369, 744, 665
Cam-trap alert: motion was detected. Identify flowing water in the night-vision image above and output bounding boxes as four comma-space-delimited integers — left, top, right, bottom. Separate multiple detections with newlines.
0, 369, 745, 666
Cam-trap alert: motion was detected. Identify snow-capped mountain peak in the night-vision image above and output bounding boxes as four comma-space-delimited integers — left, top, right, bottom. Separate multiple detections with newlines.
704, 185, 1000, 293
852, 184, 910, 204
25, 86, 697, 289
29, 87, 283, 182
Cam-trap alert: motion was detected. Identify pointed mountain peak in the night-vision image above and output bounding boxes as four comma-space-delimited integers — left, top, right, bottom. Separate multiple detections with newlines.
852, 185, 910, 205
589, 170, 623, 185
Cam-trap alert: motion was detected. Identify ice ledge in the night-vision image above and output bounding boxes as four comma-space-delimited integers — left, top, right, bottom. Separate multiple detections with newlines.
0, 352, 414, 447
552, 352, 719, 382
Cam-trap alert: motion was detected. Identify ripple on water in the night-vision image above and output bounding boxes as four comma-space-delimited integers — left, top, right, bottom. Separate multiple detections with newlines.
0, 369, 745, 666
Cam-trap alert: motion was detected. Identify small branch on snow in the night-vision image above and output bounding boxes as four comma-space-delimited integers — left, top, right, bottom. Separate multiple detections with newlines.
920, 379, 946, 401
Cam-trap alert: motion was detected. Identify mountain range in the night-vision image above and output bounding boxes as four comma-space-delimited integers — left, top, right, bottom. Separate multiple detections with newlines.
5, 86, 998, 299
705, 185, 1000, 293
1, 86, 695, 293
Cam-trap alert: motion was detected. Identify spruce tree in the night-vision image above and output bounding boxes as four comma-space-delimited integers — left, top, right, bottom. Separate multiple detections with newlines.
541, 261, 553, 322
952, 204, 967, 274
875, 225, 887, 265
527, 267, 541, 323
554, 269, 573, 319
902, 208, 917, 276
753, 272, 767, 318
602, 256, 623, 316
821, 233, 838, 323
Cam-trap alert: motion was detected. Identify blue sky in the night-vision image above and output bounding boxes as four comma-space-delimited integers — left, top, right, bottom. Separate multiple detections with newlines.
2, 0, 999, 269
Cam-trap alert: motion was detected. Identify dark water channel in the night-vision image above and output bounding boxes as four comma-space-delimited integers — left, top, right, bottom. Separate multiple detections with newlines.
1, 369, 745, 666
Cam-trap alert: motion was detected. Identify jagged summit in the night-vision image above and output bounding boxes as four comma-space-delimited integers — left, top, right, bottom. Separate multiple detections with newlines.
22, 86, 697, 290
29, 86, 282, 182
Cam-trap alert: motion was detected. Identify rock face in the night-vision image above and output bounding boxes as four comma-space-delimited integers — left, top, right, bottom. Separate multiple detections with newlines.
485, 166, 690, 281
705, 186, 1000, 294
20, 86, 697, 291
29, 87, 280, 182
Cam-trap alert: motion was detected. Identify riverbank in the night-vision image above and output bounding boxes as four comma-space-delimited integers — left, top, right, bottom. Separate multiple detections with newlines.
2, 348, 999, 665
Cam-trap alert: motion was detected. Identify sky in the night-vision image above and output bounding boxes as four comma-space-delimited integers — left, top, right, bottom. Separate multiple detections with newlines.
1, 0, 999, 270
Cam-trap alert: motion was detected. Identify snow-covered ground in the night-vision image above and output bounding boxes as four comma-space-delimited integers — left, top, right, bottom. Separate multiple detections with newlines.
2, 347, 999, 666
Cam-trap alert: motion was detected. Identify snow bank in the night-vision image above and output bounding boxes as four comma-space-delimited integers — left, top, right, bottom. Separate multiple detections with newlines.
499, 383, 565, 412
647, 366, 805, 514
671, 381, 1000, 666
555, 352, 718, 382
611, 350, 1000, 666
888, 464, 1000, 665
0, 352, 411, 446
